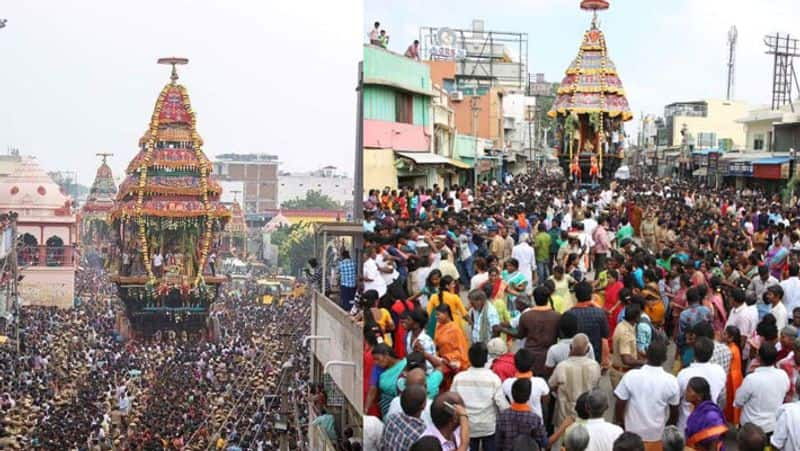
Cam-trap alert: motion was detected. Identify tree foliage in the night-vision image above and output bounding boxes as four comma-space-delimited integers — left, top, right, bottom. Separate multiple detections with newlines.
281, 190, 340, 210
276, 222, 315, 275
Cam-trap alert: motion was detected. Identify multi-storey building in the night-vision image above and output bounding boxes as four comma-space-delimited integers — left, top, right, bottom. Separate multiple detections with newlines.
212, 153, 279, 220
278, 166, 353, 209
658, 99, 749, 149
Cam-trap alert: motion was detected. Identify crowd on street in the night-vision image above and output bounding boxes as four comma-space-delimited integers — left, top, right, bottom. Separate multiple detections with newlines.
359, 173, 800, 451
0, 268, 310, 450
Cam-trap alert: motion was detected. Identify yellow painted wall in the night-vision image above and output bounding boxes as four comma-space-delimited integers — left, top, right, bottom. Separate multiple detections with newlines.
364, 147, 398, 191
671, 100, 749, 149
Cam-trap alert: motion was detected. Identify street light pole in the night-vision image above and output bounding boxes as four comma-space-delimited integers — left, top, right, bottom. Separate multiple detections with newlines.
353, 62, 364, 275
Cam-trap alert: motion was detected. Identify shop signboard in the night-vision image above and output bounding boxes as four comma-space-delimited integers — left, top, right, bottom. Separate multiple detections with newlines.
727, 160, 752, 176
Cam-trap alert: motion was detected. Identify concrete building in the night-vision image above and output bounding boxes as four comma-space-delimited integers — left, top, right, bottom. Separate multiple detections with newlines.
278, 166, 353, 209
363, 44, 467, 190
502, 89, 539, 172
737, 102, 800, 152
658, 99, 750, 150
212, 153, 279, 218
0, 155, 77, 308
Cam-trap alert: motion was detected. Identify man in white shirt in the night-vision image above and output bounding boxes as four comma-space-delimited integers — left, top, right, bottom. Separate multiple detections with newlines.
771, 378, 800, 451
375, 248, 399, 287
362, 247, 387, 298
768, 285, 789, 330
500, 348, 549, 418
470, 258, 489, 291
676, 337, 727, 431
735, 344, 791, 433
544, 313, 595, 373
362, 415, 383, 451
511, 236, 535, 293
419, 392, 470, 450
614, 340, 680, 449
583, 389, 624, 451
451, 343, 508, 448
781, 264, 800, 315
726, 288, 759, 356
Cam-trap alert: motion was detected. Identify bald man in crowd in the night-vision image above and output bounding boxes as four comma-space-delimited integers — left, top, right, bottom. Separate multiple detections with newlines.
548, 333, 602, 426
387, 368, 433, 426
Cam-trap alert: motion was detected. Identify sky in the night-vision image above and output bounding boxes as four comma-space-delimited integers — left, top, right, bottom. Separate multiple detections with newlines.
0, 0, 362, 186
365, 0, 800, 136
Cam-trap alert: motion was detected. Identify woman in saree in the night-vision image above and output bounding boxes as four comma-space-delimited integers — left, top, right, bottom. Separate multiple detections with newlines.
425, 275, 467, 339
502, 258, 528, 313
703, 278, 728, 336
766, 239, 789, 280
370, 344, 407, 418
603, 268, 624, 336
482, 265, 508, 302
409, 269, 441, 310
642, 269, 666, 329
549, 266, 576, 313
434, 304, 469, 390
670, 274, 691, 339
723, 325, 743, 425
362, 289, 394, 346
482, 267, 511, 342
684, 377, 728, 451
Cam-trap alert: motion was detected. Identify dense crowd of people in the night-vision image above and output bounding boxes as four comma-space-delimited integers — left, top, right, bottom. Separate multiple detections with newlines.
0, 267, 310, 450
360, 173, 800, 451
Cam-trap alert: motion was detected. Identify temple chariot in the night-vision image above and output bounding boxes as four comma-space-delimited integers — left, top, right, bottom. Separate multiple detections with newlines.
80, 153, 117, 268
549, 0, 633, 185
109, 58, 230, 336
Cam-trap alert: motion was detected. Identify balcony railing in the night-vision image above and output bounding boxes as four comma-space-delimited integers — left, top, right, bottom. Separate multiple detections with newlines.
18, 245, 76, 268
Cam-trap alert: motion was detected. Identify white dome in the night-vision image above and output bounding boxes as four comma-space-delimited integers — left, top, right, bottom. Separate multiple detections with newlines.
0, 156, 72, 211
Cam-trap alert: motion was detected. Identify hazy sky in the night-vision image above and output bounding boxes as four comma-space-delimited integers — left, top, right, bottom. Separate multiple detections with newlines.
0, 0, 361, 186
365, 0, 800, 135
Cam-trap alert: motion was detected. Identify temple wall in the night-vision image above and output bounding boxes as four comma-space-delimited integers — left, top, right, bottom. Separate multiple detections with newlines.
18, 267, 75, 309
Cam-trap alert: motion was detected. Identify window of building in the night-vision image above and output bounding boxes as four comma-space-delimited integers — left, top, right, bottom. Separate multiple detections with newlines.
767, 131, 773, 151
443, 79, 455, 93
754, 133, 765, 150
697, 132, 716, 148
395, 92, 413, 124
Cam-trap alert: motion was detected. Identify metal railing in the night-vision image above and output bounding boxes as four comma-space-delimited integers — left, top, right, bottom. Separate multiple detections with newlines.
17, 245, 76, 267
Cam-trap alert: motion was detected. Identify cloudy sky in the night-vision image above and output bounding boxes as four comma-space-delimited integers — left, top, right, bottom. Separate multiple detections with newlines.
365, 0, 800, 134
0, 0, 361, 186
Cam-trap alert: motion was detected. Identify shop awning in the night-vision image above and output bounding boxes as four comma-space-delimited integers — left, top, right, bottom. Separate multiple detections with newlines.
396, 151, 471, 169
752, 157, 792, 165
693, 167, 708, 177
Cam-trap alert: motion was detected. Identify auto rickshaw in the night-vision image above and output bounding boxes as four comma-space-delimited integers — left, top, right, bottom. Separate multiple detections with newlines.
256, 280, 281, 305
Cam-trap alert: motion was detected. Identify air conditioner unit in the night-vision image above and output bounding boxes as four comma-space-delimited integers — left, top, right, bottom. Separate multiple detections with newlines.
450, 91, 464, 102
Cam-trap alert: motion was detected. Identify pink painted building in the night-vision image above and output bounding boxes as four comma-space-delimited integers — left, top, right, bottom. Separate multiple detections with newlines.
363, 119, 431, 152
0, 155, 77, 308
